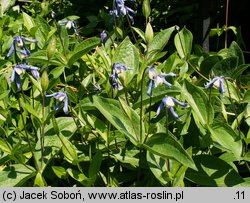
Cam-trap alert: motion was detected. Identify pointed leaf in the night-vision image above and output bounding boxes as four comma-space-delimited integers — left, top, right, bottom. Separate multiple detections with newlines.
186, 155, 244, 186
182, 79, 214, 126
68, 37, 100, 67
0, 164, 35, 186
208, 122, 242, 159
174, 27, 193, 59
93, 96, 144, 145
143, 133, 196, 170
147, 26, 175, 54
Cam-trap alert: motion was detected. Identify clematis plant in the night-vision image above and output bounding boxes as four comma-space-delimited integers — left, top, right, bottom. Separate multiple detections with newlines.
110, 0, 136, 24
109, 62, 133, 90
45, 92, 69, 114
11, 64, 40, 90
7, 36, 38, 58
155, 96, 188, 120
147, 67, 176, 97
205, 76, 225, 95
58, 20, 79, 35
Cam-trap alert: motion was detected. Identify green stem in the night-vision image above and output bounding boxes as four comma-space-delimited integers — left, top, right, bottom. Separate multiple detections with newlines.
17, 93, 38, 170
140, 68, 148, 144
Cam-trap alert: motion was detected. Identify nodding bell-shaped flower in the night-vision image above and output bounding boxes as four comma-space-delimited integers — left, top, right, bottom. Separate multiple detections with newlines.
7, 36, 38, 57
58, 20, 79, 36
110, 0, 136, 24
101, 30, 108, 45
155, 96, 188, 120
205, 76, 225, 95
45, 92, 69, 114
147, 67, 176, 97
109, 62, 133, 90
11, 64, 40, 90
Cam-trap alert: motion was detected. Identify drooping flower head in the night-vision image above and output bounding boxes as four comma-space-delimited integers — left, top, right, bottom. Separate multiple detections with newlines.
11, 64, 40, 90
45, 92, 69, 114
58, 20, 79, 36
7, 36, 38, 58
109, 62, 133, 90
205, 76, 225, 95
155, 96, 188, 120
101, 30, 108, 45
110, 0, 136, 24
147, 67, 176, 97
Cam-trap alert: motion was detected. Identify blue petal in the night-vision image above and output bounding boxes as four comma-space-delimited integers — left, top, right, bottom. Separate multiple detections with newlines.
172, 98, 188, 108
162, 78, 172, 87
155, 101, 164, 118
7, 42, 15, 57
147, 80, 154, 97
22, 37, 38, 43
15, 73, 21, 90
63, 96, 69, 114
54, 101, 62, 111
219, 78, 225, 95
204, 77, 219, 89
169, 107, 180, 120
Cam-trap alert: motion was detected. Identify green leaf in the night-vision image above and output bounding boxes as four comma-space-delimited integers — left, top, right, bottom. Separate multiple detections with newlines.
186, 155, 244, 186
59, 133, 78, 165
67, 168, 93, 186
208, 122, 242, 159
68, 37, 100, 67
147, 26, 175, 55
143, 133, 196, 170
147, 151, 171, 185
174, 27, 193, 59
200, 55, 221, 77
212, 56, 238, 77
112, 36, 139, 86
34, 172, 46, 186
88, 151, 102, 179
21, 102, 42, 125
133, 85, 180, 109
229, 41, 245, 65
231, 64, 250, 79
23, 12, 35, 32
52, 166, 68, 179
93, 96, 144, 145
182, 80, 214, 126
0, 0, 15, 16
0, 164, 35, 186
34, 117, 77, 172
0, 138, 12, 154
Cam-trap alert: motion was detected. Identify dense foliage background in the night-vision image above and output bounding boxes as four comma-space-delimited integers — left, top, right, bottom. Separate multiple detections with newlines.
0, 0, 249, 186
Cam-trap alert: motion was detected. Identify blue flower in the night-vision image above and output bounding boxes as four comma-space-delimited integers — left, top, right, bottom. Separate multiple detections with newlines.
10, 64, 40, 90
109, 62, 133, 90
147, 67, 176, 97
45, 92, 69, 114
11, 65, 23, 90
205, 76, 225, 95
7, 36, 38, 58
101, 30, 108, 45
58, 20, 79, 36
93, 83, 101, 91
155, 96, 188, 120
110, 0, 136, 24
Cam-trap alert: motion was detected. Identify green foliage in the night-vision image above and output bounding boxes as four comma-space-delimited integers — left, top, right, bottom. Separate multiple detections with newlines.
0, 0, 249, 187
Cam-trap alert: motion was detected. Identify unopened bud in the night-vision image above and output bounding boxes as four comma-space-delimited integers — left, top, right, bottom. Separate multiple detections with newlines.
41, 70, 49, 91
142, 0, 151, 19
145, 22, 154, 43
47, 36, 57, 60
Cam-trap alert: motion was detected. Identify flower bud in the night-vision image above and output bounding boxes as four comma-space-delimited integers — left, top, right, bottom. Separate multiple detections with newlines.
47, 36, 57, 60
41, 70, 49, 92
142, 0, 151, 19
145, 22, 154, 43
